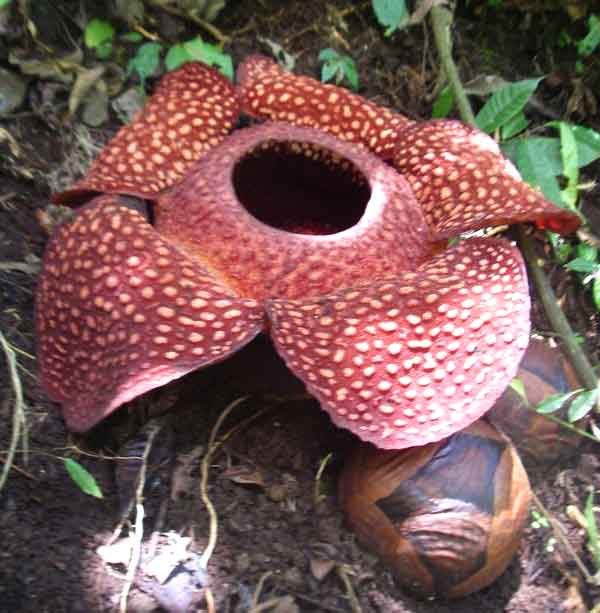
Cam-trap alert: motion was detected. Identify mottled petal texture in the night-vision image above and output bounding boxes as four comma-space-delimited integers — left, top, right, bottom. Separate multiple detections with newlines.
156, 122, 433, 300
393, 120, 581, 238
237, 55, 412, 159
36, 195, 264, 431
54, 62, 240, 205
267, 238, 531, 449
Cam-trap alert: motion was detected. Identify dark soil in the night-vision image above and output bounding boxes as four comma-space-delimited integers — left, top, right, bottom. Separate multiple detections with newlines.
1, 2, 600, 612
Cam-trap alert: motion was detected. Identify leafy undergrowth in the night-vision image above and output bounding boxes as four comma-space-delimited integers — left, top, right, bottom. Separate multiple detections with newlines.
1, 1, 600, 612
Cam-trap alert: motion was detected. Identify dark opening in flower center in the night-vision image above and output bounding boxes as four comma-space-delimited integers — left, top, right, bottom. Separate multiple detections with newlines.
233, 140, 371, 235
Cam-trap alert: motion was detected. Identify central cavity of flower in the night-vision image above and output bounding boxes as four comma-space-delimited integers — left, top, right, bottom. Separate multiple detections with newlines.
232, 140, 372, 235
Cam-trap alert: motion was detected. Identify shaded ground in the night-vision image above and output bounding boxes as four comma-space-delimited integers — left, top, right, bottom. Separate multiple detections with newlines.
1, 1, 600, 612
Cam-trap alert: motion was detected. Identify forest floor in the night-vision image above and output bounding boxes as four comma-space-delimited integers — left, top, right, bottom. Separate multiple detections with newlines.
1, 1, 600, 612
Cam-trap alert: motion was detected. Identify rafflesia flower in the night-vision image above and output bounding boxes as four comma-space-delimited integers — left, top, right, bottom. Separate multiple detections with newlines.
37, 56, 579, 449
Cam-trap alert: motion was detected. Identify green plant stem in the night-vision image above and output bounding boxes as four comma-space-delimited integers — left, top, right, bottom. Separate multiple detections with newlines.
517, 226, 598, 391
429, 5, 598, 397
430, 6, 476, 126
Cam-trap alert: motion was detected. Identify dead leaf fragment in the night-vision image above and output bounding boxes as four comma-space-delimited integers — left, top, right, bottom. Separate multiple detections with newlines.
69, 66, 105, 116
222, 465, 266, 488
145, 534, 192, 583
309, 558, 336, 582
83, 88, 109, 127
97, 537, 133, 565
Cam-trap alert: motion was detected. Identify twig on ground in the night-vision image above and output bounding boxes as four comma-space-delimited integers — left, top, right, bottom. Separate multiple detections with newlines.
428, 5, 598, 398
144, 0, 230, 45
205, 587, 216, 613
0, 456, 35, 480
284, 1, 370, 45
0, 261, 40, 274
118, 421, 163, 613
336, 565, 363, 613
532, 490, 596, 585
251, 571, 273, 609
313, 452, 333, 506
0, 331, 27, 493
199, 396, 248, 570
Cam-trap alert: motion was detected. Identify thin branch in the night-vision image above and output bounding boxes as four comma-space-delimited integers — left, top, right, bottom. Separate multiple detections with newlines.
517, 226, 598, 391
430, 6, 476, 126
336, 565, 363, 613
0, 331, 27, 493
144, 0, 230, 45
531, 490, 596, 585
428, 5, 598, 396
118, 422, 162, 613
199, 396, 248, 570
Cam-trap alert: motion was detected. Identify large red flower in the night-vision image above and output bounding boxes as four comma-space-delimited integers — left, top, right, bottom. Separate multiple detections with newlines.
37, 57, 579, 448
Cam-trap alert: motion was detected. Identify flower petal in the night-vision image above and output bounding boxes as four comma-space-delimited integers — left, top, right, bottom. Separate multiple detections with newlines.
54, 62, 240, 205
156, 122, 432, 301
393, 120, 581, 238
237, 55, 412, 159
267, 238, 531, 449
36, 195, 264, 431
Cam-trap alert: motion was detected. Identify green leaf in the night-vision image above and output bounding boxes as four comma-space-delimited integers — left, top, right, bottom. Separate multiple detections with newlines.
548, 232, 573, 264
64, 458, 103, 499
578, 14, 600, 57
0, 0, 11, 7
500, 111, 529, 140
576, 243, 598, 262
535, 390, 580, 414
593, 277, 600, 312
121, 32, 143, 43
84, 19, 115, 49
95, 41, 113, 60
559, 122, 579, 209
318, 48, 338, 62
568, 389, 599, 422
165, 44, 190, 71
341, 57, 359, 90
432, 86, 454, 118
182, 37, 233, 80
570, 125, 600, 167
321, 61, 339, 84
509, 377, 528, 403
503, 137, 562, 175
475, 77, 543, 134
127, 42, 162, 87
516, 139, 564, 205
565, 257, 599, 274
319, 50, 359, 90
372, 0, 408, 36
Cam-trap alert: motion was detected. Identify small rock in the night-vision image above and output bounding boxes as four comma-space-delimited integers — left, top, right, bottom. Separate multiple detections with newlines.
266, 483, 288, 502
0, 68, 26, 115
83, 89, 109, 127
112, 86, 146, 123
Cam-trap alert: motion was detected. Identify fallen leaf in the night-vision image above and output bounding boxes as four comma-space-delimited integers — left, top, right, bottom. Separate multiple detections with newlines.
222, 465, 266, 487
145, 533, 192, 583
309, 558, 336, 581
97, 537, 133, 565
69, 66, 105, 116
